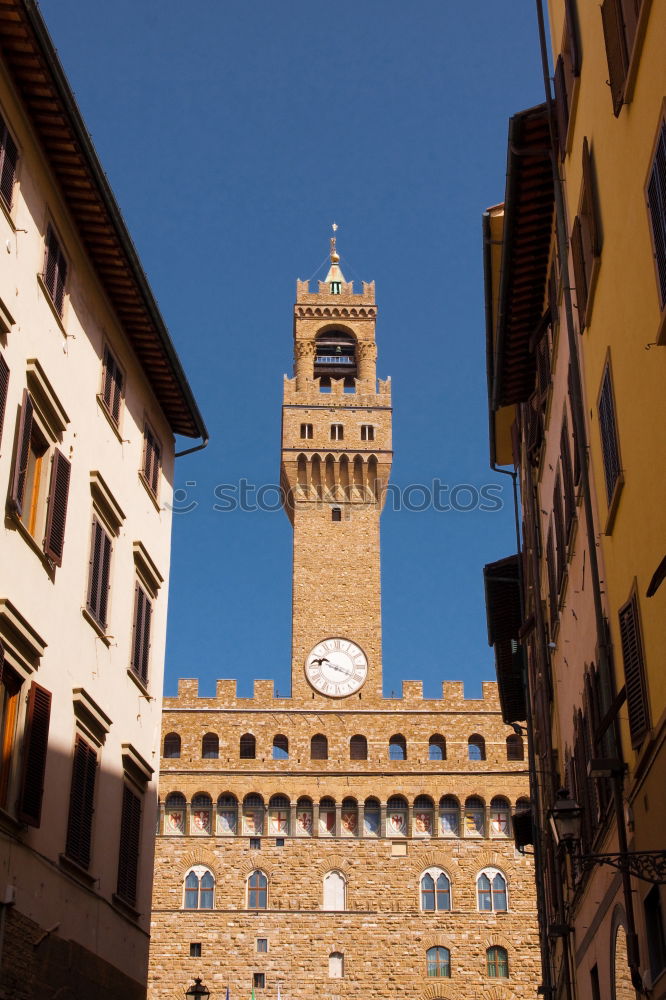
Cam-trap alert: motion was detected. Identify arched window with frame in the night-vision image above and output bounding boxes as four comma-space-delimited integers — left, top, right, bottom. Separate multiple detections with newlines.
311, 733, 328, 760
420, 867, 451, 911
296, 796, 313, 836
183, 866, 215, 910
464, 795, 485, 837
272, 734, 289, 760
323, 869, 346, 910
413, 795, 434, 837
426, 946, 451, 978
240, 733, 256, 759
439, 795, 460, 837
191, 793, 212, 835
163, 732, 180, 758
217, 794, 237, 835
350, 734, 367, 760
428, 734, 446, 760
477, 868, 508, 912
202, 733, 219, 759
468, 734, 486, 760
490, 796, 511, 838
243, 793, 264, 835
389, 733, 406, 761
268, 794, 290, 835
341, 797, 358, 837
319, 796, 336, 836
247, 869, 268, 909
364, 796, 380, 837
506, 733, 524, 760
486, 946, 509, 978
387, 795, 408, 836
165, 792, 186, 835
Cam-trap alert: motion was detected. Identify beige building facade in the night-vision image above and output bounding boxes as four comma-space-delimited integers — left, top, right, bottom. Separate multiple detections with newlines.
0, 3, 206, 997
149, 246, 541, 1000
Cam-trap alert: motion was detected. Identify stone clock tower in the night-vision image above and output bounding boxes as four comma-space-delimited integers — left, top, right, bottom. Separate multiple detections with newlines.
281, 235, 392, 702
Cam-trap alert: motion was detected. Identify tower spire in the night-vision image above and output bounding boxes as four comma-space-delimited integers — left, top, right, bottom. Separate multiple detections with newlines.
325, 222, 345, 289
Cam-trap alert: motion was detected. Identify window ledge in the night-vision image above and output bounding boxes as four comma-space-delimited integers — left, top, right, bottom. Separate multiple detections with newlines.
127, 666, 151, 699
36, 273, 67, 337
81, 606, 112, 646
604, 474, 625, 535
6, 511, 53, 574
96, 394, 125, 444
111, 892, 141, 921
58, 852, 98, 887
138, 472, 161, 512
0, 806, 26, 837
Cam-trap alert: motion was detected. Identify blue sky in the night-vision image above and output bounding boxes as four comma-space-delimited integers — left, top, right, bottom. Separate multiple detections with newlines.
41, 0, 545, 699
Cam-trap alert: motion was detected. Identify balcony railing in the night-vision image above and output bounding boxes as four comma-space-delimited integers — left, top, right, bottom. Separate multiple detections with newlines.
316, 355, 354, 364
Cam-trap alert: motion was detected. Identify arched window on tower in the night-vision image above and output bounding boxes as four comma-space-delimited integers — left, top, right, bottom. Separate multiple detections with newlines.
268, 794, 290, 835
272, 734, 289, 760
428, 734, 446, 760
311, 733, 328, 760
506, 733, 525, 760
191, 793, 212, 835
413, 795, 434, 837
163, 732, 181, 758
165, 792, 186, 835
490, 796, 511, 838
240, 733, 256, 759
314, 330, 357, 387
468, 734, 486, 761
350, 734, 367, 760
389, 734, 407, 761
217, 794, 238, 836
202, 733, 219, 758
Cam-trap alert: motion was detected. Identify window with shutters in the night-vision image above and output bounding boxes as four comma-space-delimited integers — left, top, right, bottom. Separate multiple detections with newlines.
42, 224, 68, 318
0, 111, 18, 210
130, 583, 152, 686
601, 0, 645, 116
8, 381, 71, 566
116, 784, 142, 908
0, 353, 8, 451
99, 346, 124, 428
571, 138, 601, 330
141, 421, 161, 499
647, 118, 666, 321
65, 735, 97, 869
597, 361, 623, 519
618, 591, 650, 748
554, 0, 581, 157
85, 517, 112, 631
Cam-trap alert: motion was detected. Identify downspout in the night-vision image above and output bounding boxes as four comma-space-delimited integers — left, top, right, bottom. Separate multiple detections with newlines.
483, 213, 554, 999
533, 1, 643, 992
175, 435, 209, 459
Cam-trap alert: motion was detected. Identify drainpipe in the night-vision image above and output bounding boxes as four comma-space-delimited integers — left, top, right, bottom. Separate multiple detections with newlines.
533, 1, 643, 992
175, 435, 209, 459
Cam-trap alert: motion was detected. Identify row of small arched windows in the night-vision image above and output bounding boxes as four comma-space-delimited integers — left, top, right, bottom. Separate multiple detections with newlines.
163, 731, 525, 763
181, 864, 510, 915
162, 791, 528, 839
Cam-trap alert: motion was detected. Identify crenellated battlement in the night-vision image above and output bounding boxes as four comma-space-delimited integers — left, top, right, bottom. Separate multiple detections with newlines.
296, 277, 375, 305
165, 677, 502, 712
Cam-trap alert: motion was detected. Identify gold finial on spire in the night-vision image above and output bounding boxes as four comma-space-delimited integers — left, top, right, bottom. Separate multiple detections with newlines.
330, 222, 340, 264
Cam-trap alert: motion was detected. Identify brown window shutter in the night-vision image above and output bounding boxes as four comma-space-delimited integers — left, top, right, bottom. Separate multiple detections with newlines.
102, 348, 124, 424
0, 353, 9, 449
564, 0, 581, 76
553, 474, 567, 590
43, 449, 71, 566
570, 215, 588, 326
647, 123, 666, 308
619, 594, 650, 746
554, 56, 569, 160
131, 584, 152, 684
548, 261, 559, 328
0, 114, 18, 209
581, 138, 601, 258
9, 389, 34, 516
598, 365, 621, 504
17, 681, 51, 827
65, 735, 97, 868
0, 638, 4, 685
560, 425, 576, 536
546, 527, 559, 626
117, 785, 142, 906
44, 226, 68, 316
600, 0, 628, 116
567, 366, 582, 486
86, 517, 112, 628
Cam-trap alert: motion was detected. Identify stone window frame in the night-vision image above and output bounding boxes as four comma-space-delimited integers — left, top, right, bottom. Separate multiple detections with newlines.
183, 864, 215, 910
419, 866, 452, 912
477, 867, 509, 913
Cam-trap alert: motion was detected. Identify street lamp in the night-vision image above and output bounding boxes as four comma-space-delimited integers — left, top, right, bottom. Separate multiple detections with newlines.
185, 978, 211, 999
548, 789, 582, 848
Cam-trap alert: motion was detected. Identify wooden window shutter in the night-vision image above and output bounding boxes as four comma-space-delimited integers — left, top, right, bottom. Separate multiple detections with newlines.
564, 0, 581, 76
553, 474, 567, 590
131, 584, 152, 684
0, 113, 18, 209
0, 638, 4, 685
0, 353, 9, 449
65, 735, 97, 868
561, 424, 576, 536
548, 261, 559, 328
568, 366, 582, 486
9, 389, 34, 516
571, 215, 588, 326
546, 526, 559, 626
102, 348, 123, 424
554, 56, 569, 161
619, 594, 650, 746
600, 0, 628, 116
117, 785, 142, 906
44, 226, 67, 316
581, 138, 601, 258
598, 365, 621, 504
43, 449, 71, 566
86, 517, 112, 628
17, 681, 51, 827
647, 122, 666, 308
143, 426, 161, 495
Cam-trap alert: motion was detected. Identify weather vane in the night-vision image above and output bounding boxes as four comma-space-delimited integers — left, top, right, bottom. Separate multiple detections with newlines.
330, 221, 339, 261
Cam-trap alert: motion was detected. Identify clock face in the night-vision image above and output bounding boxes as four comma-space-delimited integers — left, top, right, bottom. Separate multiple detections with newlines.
305, 638, 368, 697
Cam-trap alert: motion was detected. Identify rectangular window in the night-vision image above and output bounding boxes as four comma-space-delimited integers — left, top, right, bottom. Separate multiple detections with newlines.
360, 424, 374, 441
601, 0, 642, 115
275, 837, 285, 847
647, 119, 666, 310
330, 424, 343, 441
249, 837, 261, 850
142, 422, 161, 497
86, 517, 112, 630
190, 943, 202, 958
571, 138, 601, 329
43, 224, 68, 317
300, 423, 313, 439
644, 886, 666, 981
130, 583, 152, 685
0, 654, 21, 810
101, 347, 124, 425
598, 362, 622, 507
256, 938, 268, 953
65, 734, 97, 869
253, 974, 265, 990
0, 353, 9, 450
618, 592, 650, 747
116, 784, 142, 907
0, 112, 18, 209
